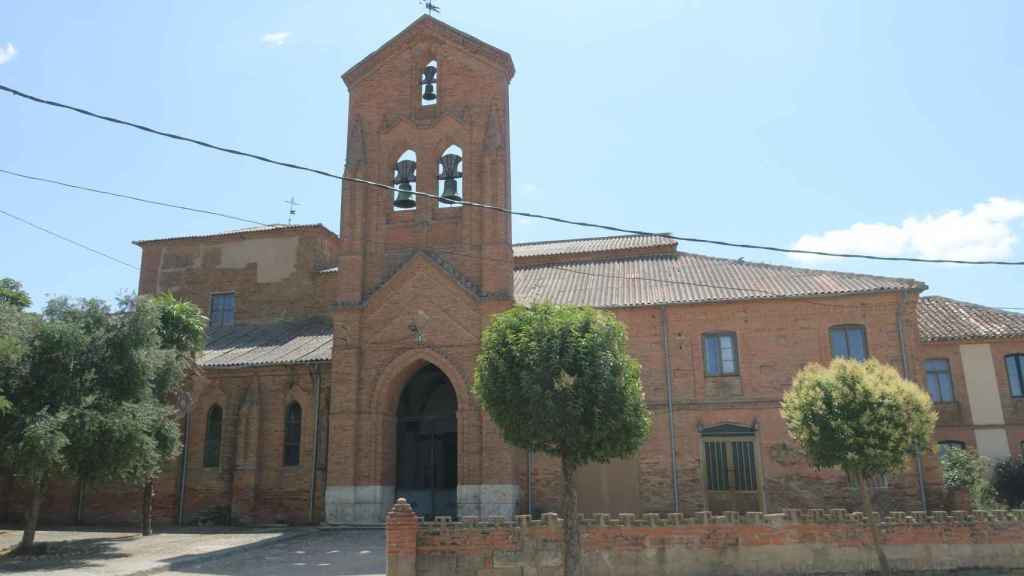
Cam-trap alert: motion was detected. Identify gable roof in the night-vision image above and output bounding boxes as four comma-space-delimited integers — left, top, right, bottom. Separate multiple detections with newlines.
512, 238, 925, 308
918, 296, 1024, 343
199, 317, 332, 368
513, 234, 677, 266
343, 15, 515, 87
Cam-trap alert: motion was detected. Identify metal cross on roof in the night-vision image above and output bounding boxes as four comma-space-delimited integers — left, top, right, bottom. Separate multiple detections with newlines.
421, 0, 440, 15
284, 196, 300, 225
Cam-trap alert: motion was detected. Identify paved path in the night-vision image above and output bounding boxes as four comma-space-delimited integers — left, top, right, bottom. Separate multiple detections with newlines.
158, 529, 384, 576
0, 526, 313, 575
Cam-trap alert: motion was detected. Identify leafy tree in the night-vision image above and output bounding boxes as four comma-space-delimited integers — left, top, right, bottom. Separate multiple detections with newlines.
940, 446, 998, 509
992, 455, 1024, 509
473, 304, 651, 576
0, 278, 31, 311
781, 358, 936, 576
0, 293, 205, 549
0, 297, 111, 552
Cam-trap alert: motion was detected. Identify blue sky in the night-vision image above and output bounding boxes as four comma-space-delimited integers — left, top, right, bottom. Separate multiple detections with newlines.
1, 1, 1021, 310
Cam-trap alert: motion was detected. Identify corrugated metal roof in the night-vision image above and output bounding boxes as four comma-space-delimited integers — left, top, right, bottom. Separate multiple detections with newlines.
918, 296, 1024, 342
199, 317, 332, 368
513, 253, 924, 308
512, 234, 676, 259
134, 224, 337, 246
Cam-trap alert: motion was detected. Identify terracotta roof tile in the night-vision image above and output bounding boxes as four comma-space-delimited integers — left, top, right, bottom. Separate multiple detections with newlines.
918, 296, 1024, 342
512, 234, 676, 259
133, 224, 336, 246
513, 252, 924, 308
199, 317, 332, 368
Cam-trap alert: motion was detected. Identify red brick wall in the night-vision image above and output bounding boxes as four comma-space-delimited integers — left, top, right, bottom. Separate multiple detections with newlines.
391, 501, 1024, 576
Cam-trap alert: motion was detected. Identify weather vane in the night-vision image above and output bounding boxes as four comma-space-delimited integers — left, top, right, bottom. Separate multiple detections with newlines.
284, 196, 300, 225
421, 0, 440, 15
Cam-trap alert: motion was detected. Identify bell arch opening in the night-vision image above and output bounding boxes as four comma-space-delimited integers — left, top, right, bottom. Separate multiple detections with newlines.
395, 364, 458, 518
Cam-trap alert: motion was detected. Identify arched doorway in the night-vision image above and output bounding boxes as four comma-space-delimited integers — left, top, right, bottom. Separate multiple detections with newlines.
395, 364, 457, 518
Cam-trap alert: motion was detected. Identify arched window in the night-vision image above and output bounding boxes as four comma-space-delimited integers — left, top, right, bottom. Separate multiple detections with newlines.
283, 402, 302, 466
203, 405, 223, 468
392, 150, 417, 210
437, 145, 463, 207
420, 60, 438, 106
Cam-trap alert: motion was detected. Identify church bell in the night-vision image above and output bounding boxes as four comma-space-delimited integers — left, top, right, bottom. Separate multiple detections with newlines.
438, 153, 463, 204
393, 159, 417, 209
421, 65, 438, 101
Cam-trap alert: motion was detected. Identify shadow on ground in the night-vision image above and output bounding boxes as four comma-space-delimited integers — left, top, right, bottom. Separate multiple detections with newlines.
156, 528, 385, 576
0, 535, 135, 572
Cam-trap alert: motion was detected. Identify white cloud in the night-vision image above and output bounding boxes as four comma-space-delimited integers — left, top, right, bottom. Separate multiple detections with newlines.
790, 197, 1024, 262
0, 43, 16, 64
260, 32, 290, 48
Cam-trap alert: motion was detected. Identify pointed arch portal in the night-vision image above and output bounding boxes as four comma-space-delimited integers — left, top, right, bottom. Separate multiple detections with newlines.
395, 364, 458, 518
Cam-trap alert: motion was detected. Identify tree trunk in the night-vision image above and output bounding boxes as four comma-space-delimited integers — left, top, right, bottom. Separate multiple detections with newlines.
18, 478, 45, 553
561, 459, 581, 576
141, 480, 155, 536
858, 470, 891, 576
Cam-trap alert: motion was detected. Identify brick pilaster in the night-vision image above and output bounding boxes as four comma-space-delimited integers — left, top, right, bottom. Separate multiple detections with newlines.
386, 497, 418, 576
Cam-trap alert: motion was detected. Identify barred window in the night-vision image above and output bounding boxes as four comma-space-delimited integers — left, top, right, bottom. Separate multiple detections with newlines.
704, 438, 757, 491
203, 405, 223, 468
925, 358, 955, 403
938, 440, 966, 460
283, 402, 302, 466
703, 332, 739, 376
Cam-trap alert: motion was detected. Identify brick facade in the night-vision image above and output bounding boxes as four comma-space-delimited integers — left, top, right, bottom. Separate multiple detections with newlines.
5, 16, 1024, 531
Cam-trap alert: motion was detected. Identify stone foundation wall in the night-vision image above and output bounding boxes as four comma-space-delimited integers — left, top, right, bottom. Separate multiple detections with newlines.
385, 498, 1024, 576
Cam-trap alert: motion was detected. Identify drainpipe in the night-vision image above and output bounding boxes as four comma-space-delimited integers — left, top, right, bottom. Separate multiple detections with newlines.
308, 364, 323, 524
660, 306, 680, 513
176, 410, 191, 525
896, 288, 928, 512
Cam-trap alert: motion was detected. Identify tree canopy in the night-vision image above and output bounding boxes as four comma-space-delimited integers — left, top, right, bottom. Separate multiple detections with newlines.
781, 357, 936, 576
0, 291, 205, 547
0, 277, 31, 311
473, 303, 651, 466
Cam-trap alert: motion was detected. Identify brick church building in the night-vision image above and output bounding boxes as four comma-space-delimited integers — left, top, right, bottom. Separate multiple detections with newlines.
5, 16, 1024, 527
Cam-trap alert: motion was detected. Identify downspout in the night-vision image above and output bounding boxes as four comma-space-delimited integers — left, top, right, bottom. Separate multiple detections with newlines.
176, 410, 191, 525
896, 288, 928, 512
308, 364, 323, 524
660, 306, 680, 513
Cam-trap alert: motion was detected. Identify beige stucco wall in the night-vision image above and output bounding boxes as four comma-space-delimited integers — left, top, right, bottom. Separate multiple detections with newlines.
215, 236, 299, 283
959, 343, 1011, 460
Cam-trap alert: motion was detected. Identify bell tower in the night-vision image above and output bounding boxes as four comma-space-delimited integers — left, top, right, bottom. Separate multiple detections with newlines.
327, 17, 521, 524
336, 15, 515, 304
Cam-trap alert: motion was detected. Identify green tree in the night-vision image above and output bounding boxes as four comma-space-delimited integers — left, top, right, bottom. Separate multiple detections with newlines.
473, 304, 651, 576
81, 293, 205, 535
0, 278, 31, 311
0, 297, 111, 552
940, 446, 998, 509
992, 455, 1024, 509
781, 358, 936, 576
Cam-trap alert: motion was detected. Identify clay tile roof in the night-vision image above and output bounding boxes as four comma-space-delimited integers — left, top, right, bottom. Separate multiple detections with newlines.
199, 317, 332, 368
133, 224, 337, 246
513, 250, 924, 309
918, 296, 1024, 342
512, 234, 677, 260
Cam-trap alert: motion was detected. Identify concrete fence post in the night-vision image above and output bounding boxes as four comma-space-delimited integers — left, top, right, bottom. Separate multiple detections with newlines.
386, 497, 418, 576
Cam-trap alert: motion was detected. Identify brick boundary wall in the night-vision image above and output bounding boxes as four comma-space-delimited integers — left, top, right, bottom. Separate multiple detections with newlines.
385, 498, 1024, 576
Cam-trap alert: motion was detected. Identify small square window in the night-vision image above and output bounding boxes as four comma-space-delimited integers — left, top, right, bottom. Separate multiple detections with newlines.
925, 359, 955, 403
210, 293, 235, 327
830, 325, 867, 360
703, 333, 739, 376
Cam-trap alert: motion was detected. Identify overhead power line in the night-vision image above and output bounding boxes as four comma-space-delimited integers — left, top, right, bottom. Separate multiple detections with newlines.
0, 208, 138, 270
0, 169, 273, 228
3, 82, 1023, 266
